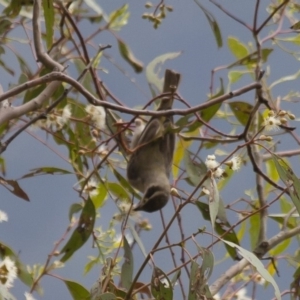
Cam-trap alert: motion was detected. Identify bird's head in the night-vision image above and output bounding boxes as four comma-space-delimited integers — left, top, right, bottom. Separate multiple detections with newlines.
133, 184, 170, 212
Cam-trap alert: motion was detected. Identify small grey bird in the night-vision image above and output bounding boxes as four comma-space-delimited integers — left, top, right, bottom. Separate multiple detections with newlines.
127, 69, 181, 212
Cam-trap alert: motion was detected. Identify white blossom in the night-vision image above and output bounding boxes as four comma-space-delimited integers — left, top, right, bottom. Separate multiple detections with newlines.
0, 210, 8, 222
83, 178, 99, 197
114, 233, 133, 247
113, 202, 140, 222
225, 156, 242, 171
62, 104, 72, 121
98, 144, 108, 156
160, 277, 178, 288
29, 118, 46, 131
263, 115, 281, 131
205, 155, 224, 178
253, 273, 266, 285
205, 154, 219, 169
85, 105, 106, 130
214, 167, 224, 178
234, 288, 251, 300
213, 293, 221, 300
24, 292, 36, 300
45, 114, 58, 129
0, 257, 17, 288
56, 105, 72, 130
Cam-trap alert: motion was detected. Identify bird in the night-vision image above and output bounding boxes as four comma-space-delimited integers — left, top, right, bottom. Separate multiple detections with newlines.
127, 69, 181, 212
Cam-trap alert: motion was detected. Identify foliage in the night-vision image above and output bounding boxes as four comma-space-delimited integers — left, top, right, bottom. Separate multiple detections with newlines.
0, 0, 300, 300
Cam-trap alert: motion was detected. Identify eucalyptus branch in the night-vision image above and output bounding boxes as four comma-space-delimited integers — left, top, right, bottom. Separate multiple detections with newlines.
0, 0, 67, 134
253, 0, 260, 32
0, 90, 68, 154
252, 17, 267, 245
0, 73, 261, 125
262, 148, 300, 160
179, 135, 241, 143
33, 0, 64, 71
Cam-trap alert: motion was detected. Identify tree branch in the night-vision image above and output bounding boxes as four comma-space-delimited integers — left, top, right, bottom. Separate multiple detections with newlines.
0, 73, 261, 125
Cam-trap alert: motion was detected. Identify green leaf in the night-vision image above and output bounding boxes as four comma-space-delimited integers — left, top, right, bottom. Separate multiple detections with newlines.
111, 168, 140, 199
188, 261, 200, 300
0, 157, 6, 176
266, 159, 280, 182
90, 181, 107, 209
68, 203, 83, 222
108, 4, 130, 31
93, 293, 116, 300
60, 198, 96, 262
170, 269, 181, 288
290, 21, 300, 30
194, 0, 222, 48
195, 201, 211, 221
128, 222, 147, 258
23, 68, 49, 103
228, 49, 273, 68
42, 0, 54, 49
195, 246, 214, 281
151, 267, 173, 299
228, 70, 246, 84
229, 101, 263, 127
84, 0, 108, 23
227, 36, 248, 59
268, 214, 297, 230
272, 154, 300, 215
146, 52, 181, 96
269, 235, 291, 256
183, 150, 206, 187
117, 38, 143, 73
3, 0, 22, 17
74, 59, 94, 93
200, 102, 221, 123
278, 34, 300, 45
121, 236, 133, 289
291, 267, 300, 299
261, 48, 273, 62
0, 176, 29, 201
249, 211, 260, 249
228, 101, 253, 126
269, 69, 300, 90
208, 177, 219, 227
105, 182, 131, 202
188, 258, 213, 300
0, 19, 12, 35
195, 201, 240, 259
16, 53, 33, 77
172, 137, 189, 179
20, 167, 72, 179
222, 240, 282, 300
217, 167, 234, 191
64, 279, 90, 300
